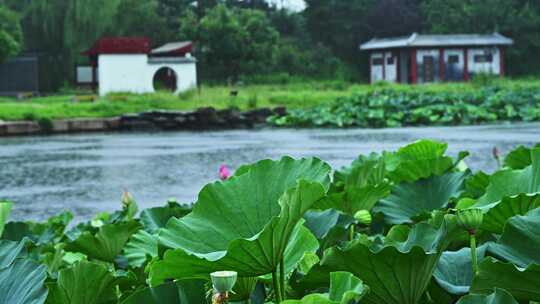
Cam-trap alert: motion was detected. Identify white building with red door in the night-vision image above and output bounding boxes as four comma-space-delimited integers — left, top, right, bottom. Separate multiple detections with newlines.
360, 33, 513, 84
80, 37, 197, 96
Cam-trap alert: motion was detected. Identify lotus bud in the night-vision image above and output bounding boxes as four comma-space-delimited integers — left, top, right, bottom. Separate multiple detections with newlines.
121, 191, 134, 207
456, 208, 483, 234
354, 210, 372, 226
211, 271, 237, 293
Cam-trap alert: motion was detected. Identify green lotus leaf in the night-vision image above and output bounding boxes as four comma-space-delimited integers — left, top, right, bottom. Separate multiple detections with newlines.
487, 208, 540, 267
303, 209, 342, 239
65, 221, 141, 262
0, 258, 48, 304
384, 139, 455, 183
375, 172, 466, 224
504, 144, 539, 170
479, 193, 540, 234
315, 184, 391, 215
456, 288, 518, 304
0, 201, 12, 237
120, 280, 208, 304
334, 152, 385, 187
0, 238, 28, 269
283, 272, 369, 304
320, 219, 455, 304
139, 202, 191, 234
46, 261, 118, 304
470, 258, 540, 301
150, 157, 330, 284
433, 245, 488, 295
150, 221, 318, 285
463, 171, 490, 199
123, 230, 158, 268
477, 148, 540, 205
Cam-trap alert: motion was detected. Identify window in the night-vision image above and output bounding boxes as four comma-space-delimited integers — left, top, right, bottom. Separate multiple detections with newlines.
448, 55, 459, 64
372, 57, 383, 66
387, 57, 394, 65
474, 54, 493, 63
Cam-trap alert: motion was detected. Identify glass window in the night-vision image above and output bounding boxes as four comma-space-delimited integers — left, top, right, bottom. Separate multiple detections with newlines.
372, 58, 383, 66
387, 57, 394, 65
474, 54, 493, 63
448, 55, 459, 64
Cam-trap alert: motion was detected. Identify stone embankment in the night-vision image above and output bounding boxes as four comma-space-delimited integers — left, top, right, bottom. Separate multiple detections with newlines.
0, 107, 286, 136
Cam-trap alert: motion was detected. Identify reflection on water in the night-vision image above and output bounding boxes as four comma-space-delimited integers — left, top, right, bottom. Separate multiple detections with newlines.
1, 123, 539, 222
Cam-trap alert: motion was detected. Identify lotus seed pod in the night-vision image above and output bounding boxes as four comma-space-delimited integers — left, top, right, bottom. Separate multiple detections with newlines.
354, 210, 372, 226
456, 208, 483, 233
210, 271, 238, 293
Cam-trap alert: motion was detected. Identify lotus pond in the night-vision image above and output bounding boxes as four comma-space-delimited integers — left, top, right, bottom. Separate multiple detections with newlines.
1, 138, 540, 304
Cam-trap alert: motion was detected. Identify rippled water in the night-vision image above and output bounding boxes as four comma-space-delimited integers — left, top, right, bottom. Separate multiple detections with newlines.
1, 123, 539, 222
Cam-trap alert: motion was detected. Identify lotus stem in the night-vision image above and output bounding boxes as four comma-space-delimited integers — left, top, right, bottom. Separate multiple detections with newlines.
280, 257, 286, 300
212, 291, 229, 304
470, 232, 478, 276
349, 224, 354, 241
272, 269, 282, 303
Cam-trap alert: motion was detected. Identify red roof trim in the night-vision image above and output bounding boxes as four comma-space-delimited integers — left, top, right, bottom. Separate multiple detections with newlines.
82, 37, 151, 56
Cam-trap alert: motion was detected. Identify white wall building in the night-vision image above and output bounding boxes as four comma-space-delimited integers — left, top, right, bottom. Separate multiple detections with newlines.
82, 38, 197, 96
359, 33, 513, 84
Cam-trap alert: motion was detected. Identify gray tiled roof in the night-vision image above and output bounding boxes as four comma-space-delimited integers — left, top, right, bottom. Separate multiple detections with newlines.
151, 41, 192, 54
360, 33, 513, 50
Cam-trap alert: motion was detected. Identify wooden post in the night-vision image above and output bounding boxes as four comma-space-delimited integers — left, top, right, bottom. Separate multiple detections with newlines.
410, 49, 417, 84
439, 48, 445, 82
463, 48, 469, 82
499, 47, 505, 77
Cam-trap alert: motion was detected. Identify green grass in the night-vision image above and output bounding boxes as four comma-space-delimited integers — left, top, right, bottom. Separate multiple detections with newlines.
0, 78, 539, 121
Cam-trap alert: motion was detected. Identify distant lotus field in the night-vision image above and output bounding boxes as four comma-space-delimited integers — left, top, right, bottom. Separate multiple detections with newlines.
1, 140, 540, 303
269, 82, 540, 128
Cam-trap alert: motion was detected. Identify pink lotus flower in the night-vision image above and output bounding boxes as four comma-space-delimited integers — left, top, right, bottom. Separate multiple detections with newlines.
219, 164, 231, 180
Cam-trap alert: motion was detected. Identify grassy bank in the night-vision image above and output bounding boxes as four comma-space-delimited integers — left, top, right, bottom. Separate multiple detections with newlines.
0, 82, 358, 121
0, 79, 539, 122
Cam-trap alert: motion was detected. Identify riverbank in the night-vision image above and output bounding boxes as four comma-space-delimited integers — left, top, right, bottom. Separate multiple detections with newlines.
0, 107, 287, 136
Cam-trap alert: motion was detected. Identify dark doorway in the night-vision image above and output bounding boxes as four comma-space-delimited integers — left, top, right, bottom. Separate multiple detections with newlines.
153, 67, 177, 92
423, 56, 435, 82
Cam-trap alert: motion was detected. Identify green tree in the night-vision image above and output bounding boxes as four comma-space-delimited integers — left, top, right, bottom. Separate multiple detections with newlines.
0, 5, 23, 63
181, 4, 279, 80
113, 0, 169, 45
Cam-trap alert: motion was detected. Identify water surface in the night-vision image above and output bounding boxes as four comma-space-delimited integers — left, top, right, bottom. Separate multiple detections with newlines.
1, 123, 539, 222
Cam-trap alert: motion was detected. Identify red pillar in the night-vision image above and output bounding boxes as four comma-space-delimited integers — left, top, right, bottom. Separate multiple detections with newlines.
463, 48, 469, 82
382, 52, 386, 81
396, 51, 401, 83
410, 49, 417, 84
499, 47, 505, 77
368, 52, 372, 84
439, 48, 445, 82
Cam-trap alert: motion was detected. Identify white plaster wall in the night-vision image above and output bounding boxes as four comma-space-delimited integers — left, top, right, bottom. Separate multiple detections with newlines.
467, 47, 500, 75
98, 54, 197, 96
370, 52, 384, 82
98, 55, 149, 96
384, 51, 397, 83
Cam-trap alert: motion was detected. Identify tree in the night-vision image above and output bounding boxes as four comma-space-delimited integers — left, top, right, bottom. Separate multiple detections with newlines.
180, 4, 279, 80
113, 0, 169, 45
0, 5, 22, 63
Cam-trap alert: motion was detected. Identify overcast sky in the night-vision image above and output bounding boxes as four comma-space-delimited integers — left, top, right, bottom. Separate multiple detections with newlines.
267, 0, 306, 11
